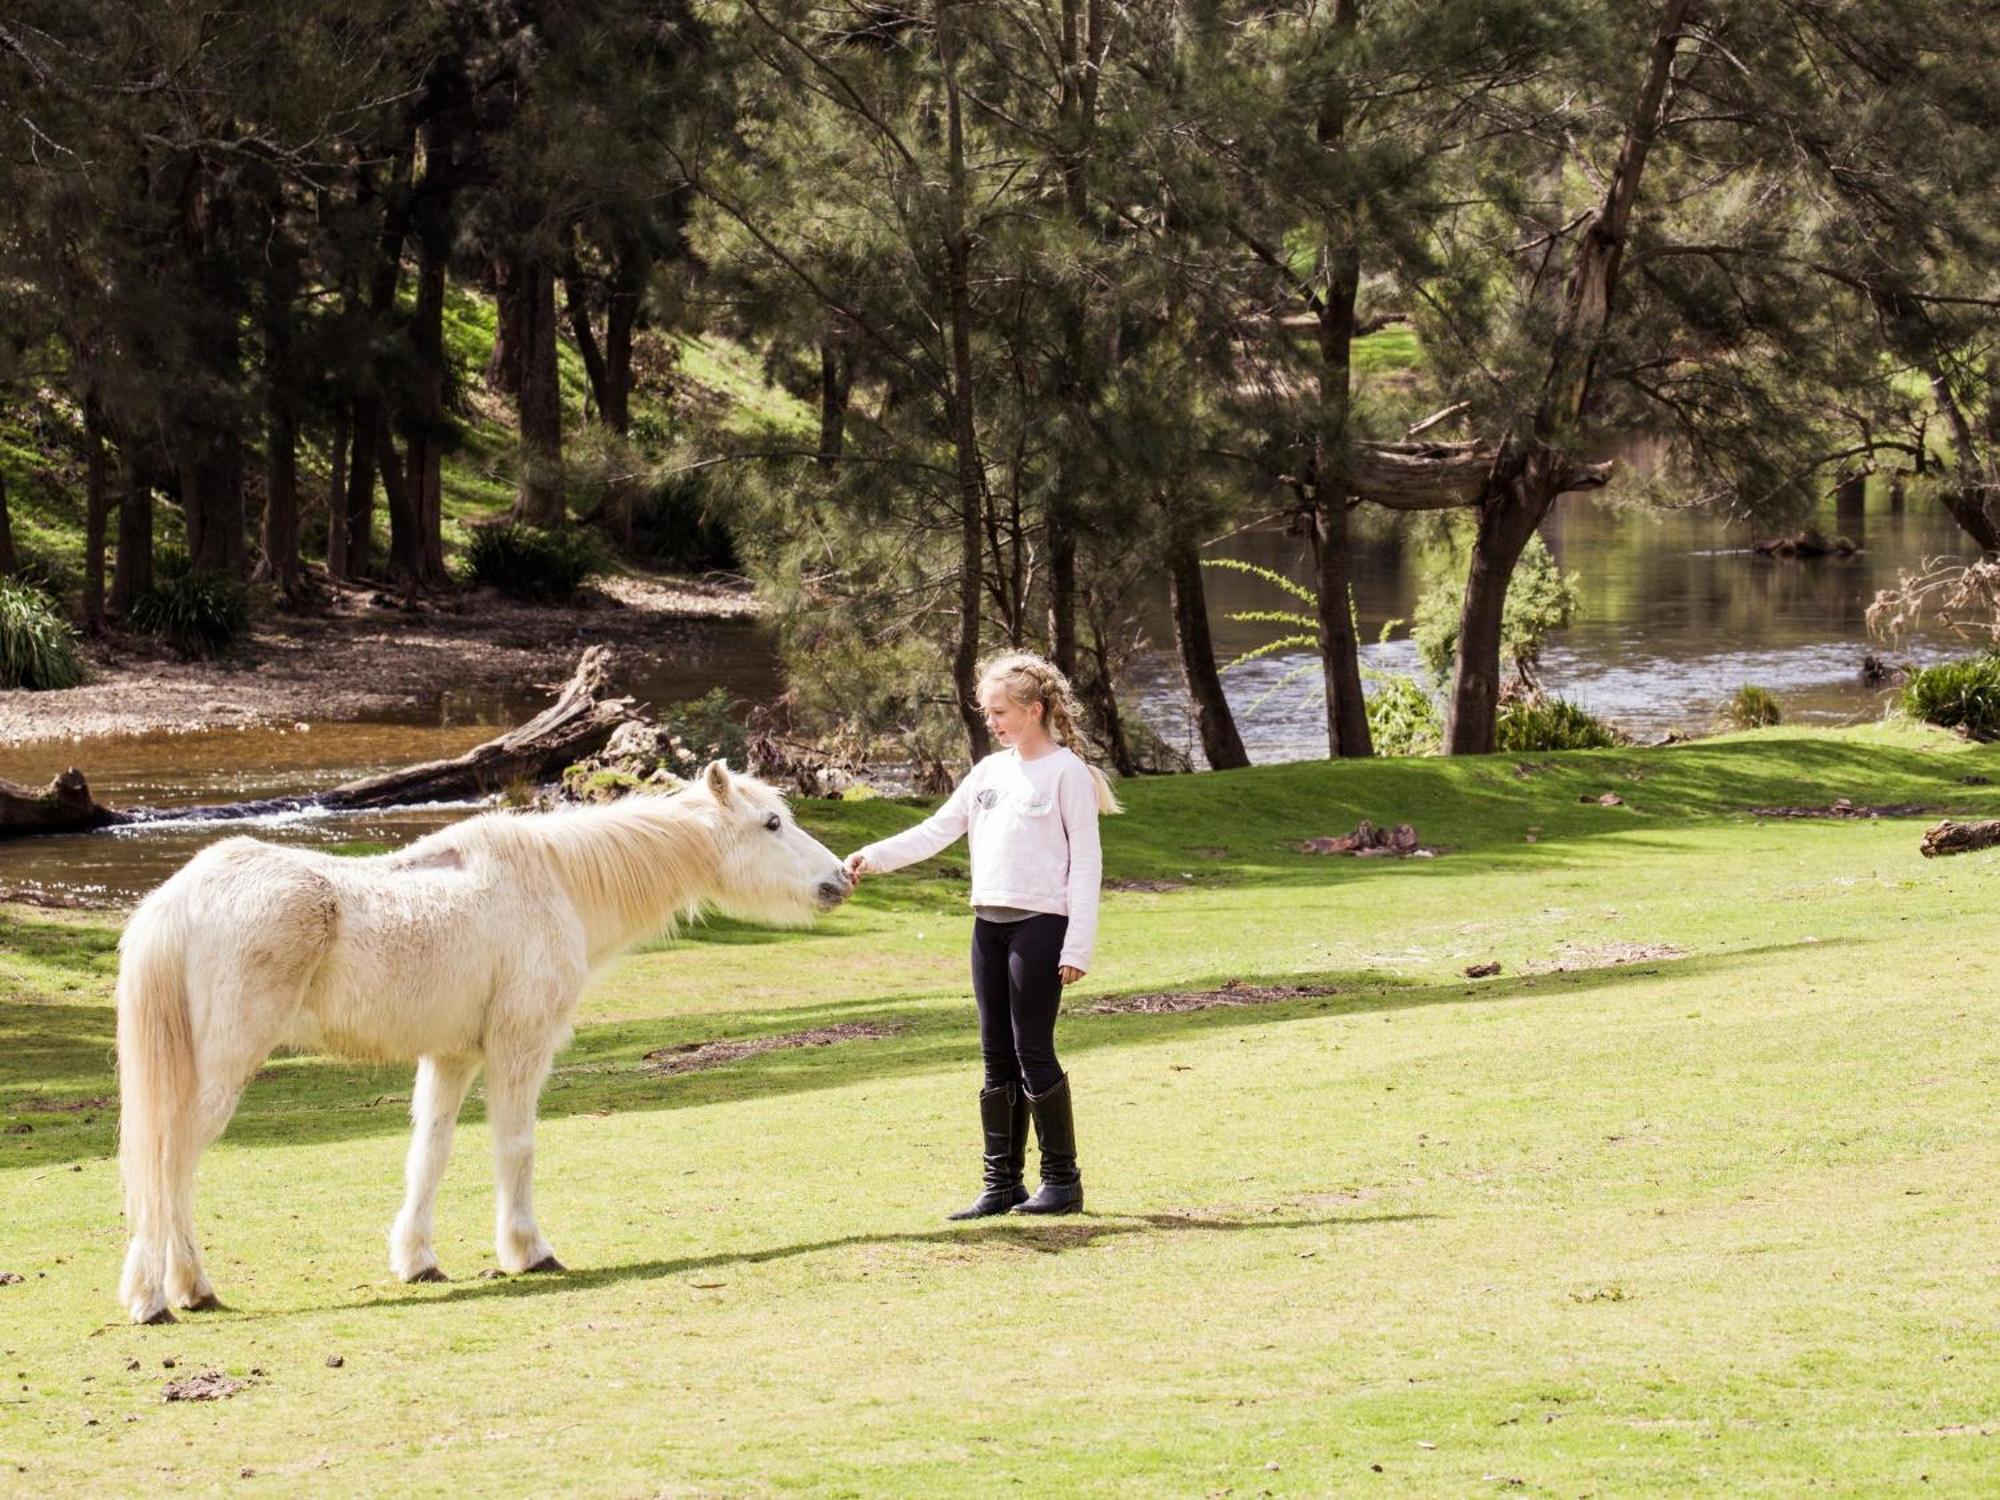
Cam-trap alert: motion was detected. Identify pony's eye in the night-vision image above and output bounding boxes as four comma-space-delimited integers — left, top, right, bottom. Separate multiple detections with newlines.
765, 813, 782, 832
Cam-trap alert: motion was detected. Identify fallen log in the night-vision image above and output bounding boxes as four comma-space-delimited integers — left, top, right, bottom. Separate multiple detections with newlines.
1, 647, 640, 839
1920, 818, 2000, 858
0, 769, 131, 837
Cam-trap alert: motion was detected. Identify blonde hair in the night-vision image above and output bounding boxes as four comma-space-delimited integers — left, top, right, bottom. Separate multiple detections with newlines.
976, 650, 1124, 814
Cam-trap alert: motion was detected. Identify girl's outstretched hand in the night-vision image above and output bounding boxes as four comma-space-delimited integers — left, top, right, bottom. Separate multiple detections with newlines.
1058, 965, 1084, 985
843, 851, 870, 883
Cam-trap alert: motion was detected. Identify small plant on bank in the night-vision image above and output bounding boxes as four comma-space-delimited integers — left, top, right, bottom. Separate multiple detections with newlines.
1728, 685, 1783, 729
126, 555, 249, 659
0, 576, 84, 689
628, 471, 738, 572
1900, 654, 2000, 741
1494, 694, 1622, 752
461, 524, 608, 603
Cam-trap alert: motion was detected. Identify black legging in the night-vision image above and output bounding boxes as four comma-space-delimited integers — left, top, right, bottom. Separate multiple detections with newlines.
969, 914, 1069, 1096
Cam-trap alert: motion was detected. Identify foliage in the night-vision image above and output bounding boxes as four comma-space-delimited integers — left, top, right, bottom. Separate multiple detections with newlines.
1414, 535, 1582, 692
127, 556, 250, 659
1728, 685, 1784, 729
1493, 694, 1622, 752
628, 469, 738, 573
0, 577, 83, 689
660, 687, 750, 767
1363, 669, 1443, 757
460, 524, 608, 604
1901, 655, 2000, 741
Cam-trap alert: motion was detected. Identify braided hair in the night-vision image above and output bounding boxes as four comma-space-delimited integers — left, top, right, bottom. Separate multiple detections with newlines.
976, 650, 1124, 814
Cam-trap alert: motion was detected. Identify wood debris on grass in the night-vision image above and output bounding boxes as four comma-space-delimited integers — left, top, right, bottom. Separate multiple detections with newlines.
1920, 818, 2000, 858
1298, 821, 1436, 857
1524, 942, 1688, 975
1748, 796, 1936, 819
1086, 979, 1341, 1015
639, 1022, 904, 1076
1463, 962, 1502, 979
161, 1370, 249, 1403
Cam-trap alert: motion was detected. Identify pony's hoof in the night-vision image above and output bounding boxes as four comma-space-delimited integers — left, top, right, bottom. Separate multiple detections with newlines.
179, 1291, 224, 1312
138, 1306, 177, 1326
407, 1266, 450, 1284
524, 1256, 567, 1274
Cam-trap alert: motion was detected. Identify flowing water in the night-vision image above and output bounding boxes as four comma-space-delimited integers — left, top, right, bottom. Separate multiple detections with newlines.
0, 484, 1978, 902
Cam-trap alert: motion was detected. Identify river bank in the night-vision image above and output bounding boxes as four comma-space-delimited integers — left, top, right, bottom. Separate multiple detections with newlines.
0, 570, 757, 747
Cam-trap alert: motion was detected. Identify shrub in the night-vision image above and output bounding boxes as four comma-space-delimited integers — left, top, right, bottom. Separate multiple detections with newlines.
1414, 534, 1582, 691
1494, 695, 1621, 752
127, 564, 249, 659
1364, 670, 1442, 756
461, 523, 607, 603
628, 471, 737, 572
1901, 654, 2000, 740
1727, 684, 1783, 729
660, 687, 751, 767
0, 577, 84, 689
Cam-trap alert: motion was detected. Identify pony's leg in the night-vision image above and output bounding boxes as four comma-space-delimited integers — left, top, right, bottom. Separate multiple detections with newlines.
485, 1044, 562, 1274
162, 987, 292, 1312
389, 1054, 481, 1283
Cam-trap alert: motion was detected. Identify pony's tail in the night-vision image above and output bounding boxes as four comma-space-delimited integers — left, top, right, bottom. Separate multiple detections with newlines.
1087, 765, 1124, 816
116, 902, 200, 1312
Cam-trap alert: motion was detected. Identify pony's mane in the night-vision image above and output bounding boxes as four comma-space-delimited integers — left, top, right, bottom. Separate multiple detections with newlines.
477, 790, 721, 960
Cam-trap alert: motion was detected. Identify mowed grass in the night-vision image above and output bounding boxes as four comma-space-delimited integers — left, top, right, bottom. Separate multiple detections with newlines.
5, 726, 2000, 1495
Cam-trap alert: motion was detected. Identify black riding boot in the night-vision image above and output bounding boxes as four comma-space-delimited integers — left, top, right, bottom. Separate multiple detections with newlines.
1012, 1074, 1083, 1215
947, 1082, 1030, 1220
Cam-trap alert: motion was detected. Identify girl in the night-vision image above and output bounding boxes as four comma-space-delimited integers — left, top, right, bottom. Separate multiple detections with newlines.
846, 652, 1121, 1217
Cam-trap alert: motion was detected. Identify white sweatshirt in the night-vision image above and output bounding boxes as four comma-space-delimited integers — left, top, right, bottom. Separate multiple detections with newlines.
856, 746, 1103, 972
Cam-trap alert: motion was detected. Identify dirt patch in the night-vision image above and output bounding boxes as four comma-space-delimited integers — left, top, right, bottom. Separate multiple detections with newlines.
0, 1271, 22, 1285
640, 1021, 904, 1076
1524, 941, 1688, 975
162, 1370, 249, 1403
16, 1094, 113, 1114
1747, 798, 1935, 819
1105, 878, 1189, 893
0, 571, 756, 747
1086, 979, 1341, 1015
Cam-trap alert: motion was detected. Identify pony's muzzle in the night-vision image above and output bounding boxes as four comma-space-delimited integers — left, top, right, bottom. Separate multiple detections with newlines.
816, 871, 853, 910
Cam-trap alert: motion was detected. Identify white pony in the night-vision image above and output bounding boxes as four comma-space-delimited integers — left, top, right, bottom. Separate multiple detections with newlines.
115, 761, 850, 1324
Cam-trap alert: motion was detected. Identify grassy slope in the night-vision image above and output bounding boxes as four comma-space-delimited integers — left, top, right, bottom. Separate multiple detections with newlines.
0, 290, 819, 594
5, 725, 2000, 1495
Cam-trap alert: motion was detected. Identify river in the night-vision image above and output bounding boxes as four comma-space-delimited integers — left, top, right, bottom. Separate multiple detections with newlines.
0, 482, 1979, 902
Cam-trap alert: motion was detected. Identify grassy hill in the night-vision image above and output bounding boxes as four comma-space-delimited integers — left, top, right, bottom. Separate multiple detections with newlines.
5, 725, 2000, 1493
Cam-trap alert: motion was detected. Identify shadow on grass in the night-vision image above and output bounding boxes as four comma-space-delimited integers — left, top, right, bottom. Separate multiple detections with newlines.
310, 1208, 1439, 1317
2, 939, 1841, 1171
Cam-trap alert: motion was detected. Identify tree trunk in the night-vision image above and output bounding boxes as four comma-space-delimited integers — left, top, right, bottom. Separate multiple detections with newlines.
183, 440, 246, 579
1310, 494, 1373, 757
82, 396, 108, 630
111, 462, 153, 614
817, 333, 854, 467
262, 382, 300, 596
1445, 0, 1695, 753
324, 409, 351, 580
603, 240, 644, 437
516, 257, 566, 527
0, 469, 16, 577
562, 235, 610, 424
1164, 525, 1249, 771
380, 407, 426, 583
1079, 612, 1137, 778
940, 2, 991, 762
342, 403, 378, 580
1309, 0, 1372, 759
1446, 479, 1547, 753
405, 200, 451, 584
487, 257, 525, 397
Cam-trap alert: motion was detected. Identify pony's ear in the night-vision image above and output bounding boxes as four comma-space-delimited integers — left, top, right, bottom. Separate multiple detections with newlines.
703, 760, 733, 801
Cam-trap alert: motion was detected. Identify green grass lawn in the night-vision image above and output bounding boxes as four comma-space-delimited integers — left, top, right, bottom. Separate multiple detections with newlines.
6, 726, 2000, 1494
